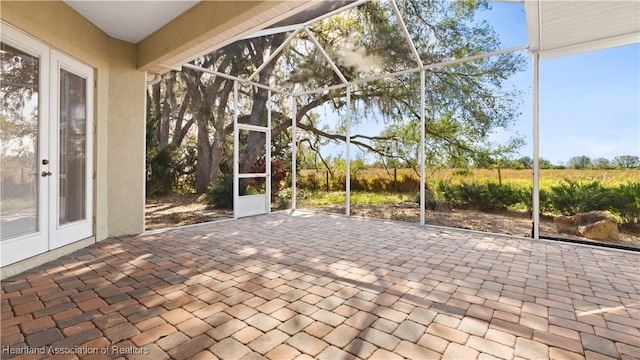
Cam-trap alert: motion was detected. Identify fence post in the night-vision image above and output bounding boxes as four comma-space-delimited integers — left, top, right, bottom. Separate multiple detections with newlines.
394, 168, 397, 192
326, 171, 329, 192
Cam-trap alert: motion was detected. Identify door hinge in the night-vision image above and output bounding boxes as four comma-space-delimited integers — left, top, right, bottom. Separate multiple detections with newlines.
92, 217, 95, 225
92, 171, 96, 179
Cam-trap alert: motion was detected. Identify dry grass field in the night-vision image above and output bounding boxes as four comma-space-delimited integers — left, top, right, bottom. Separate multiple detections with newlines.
301, 167, 640, 188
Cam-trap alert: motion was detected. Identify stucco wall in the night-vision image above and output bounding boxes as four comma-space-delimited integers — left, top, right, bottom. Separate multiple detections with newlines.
107, 39, 146, 236
1, 1, 146, 243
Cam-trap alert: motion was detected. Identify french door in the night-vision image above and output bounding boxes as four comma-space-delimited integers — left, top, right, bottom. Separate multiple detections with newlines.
1, 24, 93, 265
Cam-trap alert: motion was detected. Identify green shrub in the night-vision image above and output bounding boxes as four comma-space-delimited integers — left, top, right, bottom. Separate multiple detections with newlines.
146, 147, 177, 195
485, 183, 529, 211
395, 174, 420, 193
299, 173, 320, 191
146, 143, 197, 195
546, 180, 612, 215
609, 182, 640, 224
274, 187, 292, 209
539, 188, 551, 213
350, 176, 367, 192
452, 168, 473, 176
329, 176, 346, 191
540, 179, 639, 224
436, 180, 528, 211
205, 174, 238, 209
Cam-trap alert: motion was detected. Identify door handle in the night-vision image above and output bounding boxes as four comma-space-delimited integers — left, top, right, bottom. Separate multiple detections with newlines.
42, 171, 52, 177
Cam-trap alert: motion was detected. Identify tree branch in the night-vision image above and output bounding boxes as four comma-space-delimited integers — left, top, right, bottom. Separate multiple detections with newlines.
299, 138, 333, 178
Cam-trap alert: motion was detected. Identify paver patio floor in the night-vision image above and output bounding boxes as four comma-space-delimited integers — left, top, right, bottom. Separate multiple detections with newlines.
2, 210, 639, 360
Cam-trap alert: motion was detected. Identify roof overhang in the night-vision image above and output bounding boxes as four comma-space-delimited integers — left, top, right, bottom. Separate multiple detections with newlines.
524, 0, 640, 60
64, 0, 640, 73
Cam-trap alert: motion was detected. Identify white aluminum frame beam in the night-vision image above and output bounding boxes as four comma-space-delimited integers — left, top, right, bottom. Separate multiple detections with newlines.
248, 28, 302, 82
291, 96, 298, 209
245, 0, 370, 40
390, 0, 424, 68
267, 89, 273, 213
532, 52, 540, 239
233, 80, 239, 219
419, 70, 426, 226
303, 27, 349, 85
182, 63, 294, 96
346, 86, 351, 216
297, 45, 529, 96
422, 45, 529, 70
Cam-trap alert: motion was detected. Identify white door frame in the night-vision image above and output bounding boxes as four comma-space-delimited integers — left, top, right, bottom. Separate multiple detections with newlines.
233, 81, 272, 218
48, 50, 94, 249
234, 123, 271, 218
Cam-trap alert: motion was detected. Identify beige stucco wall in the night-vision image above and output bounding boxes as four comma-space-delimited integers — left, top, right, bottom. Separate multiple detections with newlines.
1, 1, 145, 247
107, 39, 146, 236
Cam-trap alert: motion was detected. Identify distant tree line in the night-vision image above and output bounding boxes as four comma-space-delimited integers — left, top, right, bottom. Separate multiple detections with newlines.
299, 154, 639, 172
563, 155, 640, 169
475, 155, 639, 170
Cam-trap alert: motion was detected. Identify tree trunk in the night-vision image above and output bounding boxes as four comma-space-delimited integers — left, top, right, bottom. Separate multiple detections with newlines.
151, 82, 161, 143
159, 75, 175, 147
240, 79, 270, 172
209, 78, 234, 186
195, 114, 212, 193
209, 123, 225, 186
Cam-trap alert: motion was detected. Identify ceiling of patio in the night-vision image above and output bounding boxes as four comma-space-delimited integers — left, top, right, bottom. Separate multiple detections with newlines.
63, 1, 360, 45
64, 0, 200, 44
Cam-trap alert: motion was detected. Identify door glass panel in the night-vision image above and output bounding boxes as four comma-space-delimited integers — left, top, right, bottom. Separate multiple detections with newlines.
59, 69, 86, 225
238, 129, 266, 174
0, 43, 39, 240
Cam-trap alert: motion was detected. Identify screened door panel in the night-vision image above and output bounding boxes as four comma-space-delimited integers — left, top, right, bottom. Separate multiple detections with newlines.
235, 124, 270, 218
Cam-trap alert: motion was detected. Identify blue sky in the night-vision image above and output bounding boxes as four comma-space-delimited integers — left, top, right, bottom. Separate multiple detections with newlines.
538, 46, 640, 164
316, 1, 640, 166
482, 2, 640, 165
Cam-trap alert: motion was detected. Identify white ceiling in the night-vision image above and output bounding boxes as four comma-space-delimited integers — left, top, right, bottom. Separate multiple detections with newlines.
525, 0, 640, 59
64, 0, 199, 44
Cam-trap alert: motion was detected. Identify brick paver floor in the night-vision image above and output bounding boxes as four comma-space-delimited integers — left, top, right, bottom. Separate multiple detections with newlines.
2, 210, 639, 359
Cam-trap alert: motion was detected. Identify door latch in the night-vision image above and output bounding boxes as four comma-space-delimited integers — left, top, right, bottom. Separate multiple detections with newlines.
41, 171, 52, 177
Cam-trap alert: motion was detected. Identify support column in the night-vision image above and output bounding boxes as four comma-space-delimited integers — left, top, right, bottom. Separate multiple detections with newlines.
532, 52, 540, 239
291, 96, 297, 209
233, 80, 239, 219
346, 86, 351, 216
267, 90, 272, 213
420, 70, 426, 226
